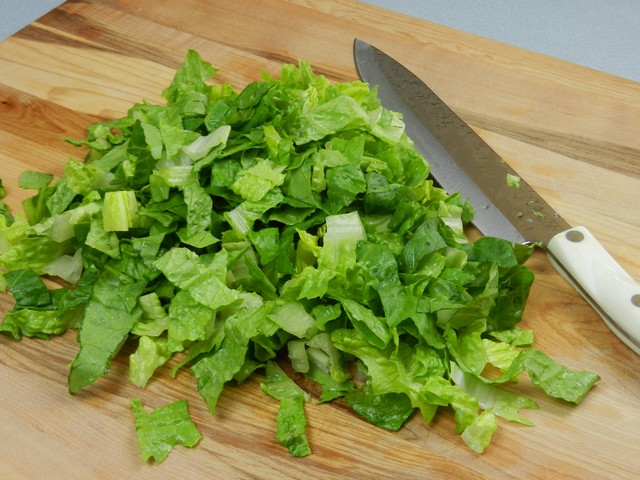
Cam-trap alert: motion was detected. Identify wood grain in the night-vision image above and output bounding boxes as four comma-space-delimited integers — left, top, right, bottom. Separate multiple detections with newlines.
1, 1, 640, 478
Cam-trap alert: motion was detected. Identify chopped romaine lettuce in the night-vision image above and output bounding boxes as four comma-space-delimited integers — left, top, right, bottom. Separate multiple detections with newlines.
0, 50, 599, 461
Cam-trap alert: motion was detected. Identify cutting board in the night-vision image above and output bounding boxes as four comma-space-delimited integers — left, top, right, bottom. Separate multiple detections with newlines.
2, 1, 640, 478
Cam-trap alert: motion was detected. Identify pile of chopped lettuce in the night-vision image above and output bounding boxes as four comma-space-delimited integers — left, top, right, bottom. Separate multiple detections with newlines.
0, 50, 599, 460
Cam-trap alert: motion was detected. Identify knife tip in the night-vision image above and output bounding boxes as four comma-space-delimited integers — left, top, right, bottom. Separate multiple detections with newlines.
353, 38, 372, 57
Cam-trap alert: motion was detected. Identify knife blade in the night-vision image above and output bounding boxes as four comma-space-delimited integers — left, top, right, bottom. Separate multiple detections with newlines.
353, 38, 640, 355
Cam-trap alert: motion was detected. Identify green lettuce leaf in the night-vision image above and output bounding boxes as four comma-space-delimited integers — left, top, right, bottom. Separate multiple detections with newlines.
103, 190, 140, 232
449, 362, 538, 426
154, 247, 239, 310
460, 409, 498, 454
1, 265, 97, 339
129, 336, 173, 388
4, 268, 51, 307
68, 268, 146, 393
0, 178, 14, 224
130, 398, 201, 463
191, 304, 273, 413
345, 378, 414, 431
495, 348, 601, 404
261, 361, 311, 457
332, 329, 443, 424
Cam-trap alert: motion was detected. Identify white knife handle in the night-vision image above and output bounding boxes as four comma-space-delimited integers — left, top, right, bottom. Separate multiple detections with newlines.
546, 226, 640, 355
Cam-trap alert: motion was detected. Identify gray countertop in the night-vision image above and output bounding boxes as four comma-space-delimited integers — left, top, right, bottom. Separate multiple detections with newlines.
1, 0, 639, 82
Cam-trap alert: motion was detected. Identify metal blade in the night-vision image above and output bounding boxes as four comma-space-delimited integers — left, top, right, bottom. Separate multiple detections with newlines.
353, 38, 571, 246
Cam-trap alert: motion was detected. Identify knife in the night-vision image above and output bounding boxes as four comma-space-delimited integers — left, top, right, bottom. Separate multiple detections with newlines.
353, 38, 640, 355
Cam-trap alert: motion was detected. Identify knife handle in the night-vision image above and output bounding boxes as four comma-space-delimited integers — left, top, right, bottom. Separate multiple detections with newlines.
547, 226, 640, 355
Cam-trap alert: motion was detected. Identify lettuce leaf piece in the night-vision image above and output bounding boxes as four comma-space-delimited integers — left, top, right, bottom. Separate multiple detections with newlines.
332, 329, 441, 424
292, 95, 368, 145
464, 236, 519, 269
460, 409, 498, 454
1, 308, 74, 340
482, 338, 523, 370
86, 218, 121, 258
131, 292, 169, 337
182, 182, 213, 237
449, 362, 538, 426
231, 159, 286, 202
68, 268, 146, 393
167, 290, 215, 343
324, 164, 367, 214
42, 248, 84, 284
130, 398, 201, 463
182, 125, 231, 163
268, 301, 317, 338
64, 158, 97, 196
291, 351, 355, 402
355, 240, 418, 328
494, 348, 601, 404
0, 235, 69, 274
154, 247, 239, 311
346, 379, 414, 431
488, 264, 535, 331
162, 49, 216, 109
4, 268, 51, 307
150, 166, 213, 238
421, 375, 479, 434
318, 211, 366, 274
0, 199, 14, 225
334, 297, 391, 349
398, 218, 448, 274
19, 171, 55, 191
103, 190, 140, 232
18, 171, 55, 224
169, 317, 225, 378
444, 327, 488, 376
1, 265, 98, 340
191, 304, 273, 413
488, 326, 534, 347
240, 254, 278, 300
305, 332, 351, 383
129, 336, 173, 388
261, 361, 311, 457
0, 179, 14, 224
224, 190, 284, 238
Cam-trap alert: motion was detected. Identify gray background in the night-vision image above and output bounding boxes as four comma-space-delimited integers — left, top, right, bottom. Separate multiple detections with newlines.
2, 1, 639, 82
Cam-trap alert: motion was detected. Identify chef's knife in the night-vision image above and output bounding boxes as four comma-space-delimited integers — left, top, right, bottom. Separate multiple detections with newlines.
353, 38, 640, 355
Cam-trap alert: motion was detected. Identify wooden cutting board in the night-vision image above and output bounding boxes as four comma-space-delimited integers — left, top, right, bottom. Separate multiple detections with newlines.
2, 1, 640, 478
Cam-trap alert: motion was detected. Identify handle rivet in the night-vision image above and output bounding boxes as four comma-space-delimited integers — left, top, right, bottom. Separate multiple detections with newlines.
632, 294, 640, 308
565, 230, 584, 243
